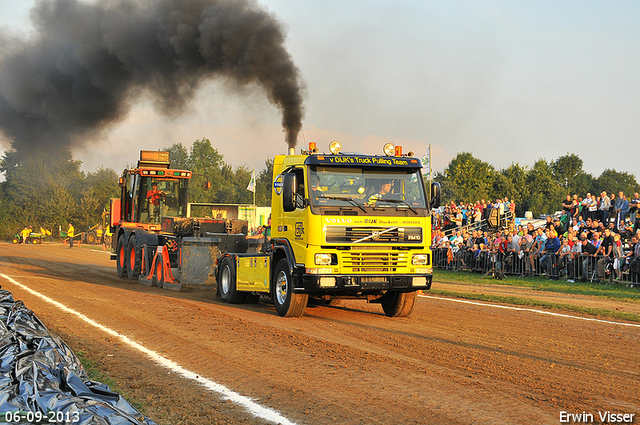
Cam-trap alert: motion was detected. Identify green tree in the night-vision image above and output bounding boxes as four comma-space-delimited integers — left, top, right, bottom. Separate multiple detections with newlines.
523, 159, 564, 216
186, 138, 225, 203
596, 169, 640, 196
256, 159, 274, 207
439, 152, 496, 202
164, 143, 189, 169
492, 163, 529, 216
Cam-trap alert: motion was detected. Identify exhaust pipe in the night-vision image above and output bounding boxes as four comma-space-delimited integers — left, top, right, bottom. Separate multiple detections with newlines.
288, 147, 295, 155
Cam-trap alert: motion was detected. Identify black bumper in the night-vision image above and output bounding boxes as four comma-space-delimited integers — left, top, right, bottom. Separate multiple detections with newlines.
298, 273, 432, 293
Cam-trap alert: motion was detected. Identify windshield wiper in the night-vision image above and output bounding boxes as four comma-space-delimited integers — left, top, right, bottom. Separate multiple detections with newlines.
319, 194, 366, 213
377, 198, 418, 214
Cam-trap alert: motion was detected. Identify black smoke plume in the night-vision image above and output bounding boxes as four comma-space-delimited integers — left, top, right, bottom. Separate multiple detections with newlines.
0, 0, 305, 153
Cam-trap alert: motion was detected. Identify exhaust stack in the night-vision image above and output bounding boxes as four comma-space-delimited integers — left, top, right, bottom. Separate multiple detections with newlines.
288, 147, 295, 155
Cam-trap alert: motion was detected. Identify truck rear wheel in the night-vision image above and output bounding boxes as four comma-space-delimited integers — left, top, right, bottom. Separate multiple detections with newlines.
218, 257, 246, 304
127, 234, 142, 280
273, 259, 308, 317
381, 291, 416, 317
152, 256, 164, 288
116, 234, 128, 279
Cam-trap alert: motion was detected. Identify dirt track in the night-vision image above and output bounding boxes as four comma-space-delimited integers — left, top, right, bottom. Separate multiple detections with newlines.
1, 242, 638, 425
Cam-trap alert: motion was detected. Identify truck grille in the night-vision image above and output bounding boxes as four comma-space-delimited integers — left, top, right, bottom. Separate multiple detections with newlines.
343, 251, 409, 272
325, 226, 422, 244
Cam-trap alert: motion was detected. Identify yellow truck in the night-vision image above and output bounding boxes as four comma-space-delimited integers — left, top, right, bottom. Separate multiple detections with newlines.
217, 141, 440, 316
111, 144, 440, 317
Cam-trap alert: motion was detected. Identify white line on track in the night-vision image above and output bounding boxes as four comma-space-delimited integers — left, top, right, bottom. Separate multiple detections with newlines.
0, 273, 297, 425
419, 294, 640, 328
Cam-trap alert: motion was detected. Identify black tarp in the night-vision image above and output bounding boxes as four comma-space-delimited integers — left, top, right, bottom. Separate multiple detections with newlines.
0, 288, 157, 424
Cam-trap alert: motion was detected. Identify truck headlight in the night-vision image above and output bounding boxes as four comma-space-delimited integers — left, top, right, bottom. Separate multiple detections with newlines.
412, 254, 429, 266
315, 253, 332, 265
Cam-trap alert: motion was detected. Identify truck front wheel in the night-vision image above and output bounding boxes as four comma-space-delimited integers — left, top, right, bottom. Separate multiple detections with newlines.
116, 234, 128, 279
381, 291, 417, 317
273, 259, 308, 317
218, 257, 246, 304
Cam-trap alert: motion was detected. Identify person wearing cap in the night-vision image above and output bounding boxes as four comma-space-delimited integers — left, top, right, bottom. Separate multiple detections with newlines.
147, 181, 166, 218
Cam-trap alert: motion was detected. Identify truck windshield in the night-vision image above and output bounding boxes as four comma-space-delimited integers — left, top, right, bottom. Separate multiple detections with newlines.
139, 176, 188, 223
309, 166, 427, 211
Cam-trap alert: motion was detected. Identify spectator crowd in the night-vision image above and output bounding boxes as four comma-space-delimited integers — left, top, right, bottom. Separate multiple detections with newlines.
431, 191, 640, 287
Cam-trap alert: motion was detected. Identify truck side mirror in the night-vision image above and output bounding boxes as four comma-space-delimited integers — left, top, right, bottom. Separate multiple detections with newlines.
430, 182, 441, 209
282, 173, 297, 212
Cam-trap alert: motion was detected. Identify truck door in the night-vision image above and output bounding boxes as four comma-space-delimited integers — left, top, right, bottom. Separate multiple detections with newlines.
281, 168, 307, 263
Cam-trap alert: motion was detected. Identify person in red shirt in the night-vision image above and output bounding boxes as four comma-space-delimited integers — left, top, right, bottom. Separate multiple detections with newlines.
147, 182, 165, 217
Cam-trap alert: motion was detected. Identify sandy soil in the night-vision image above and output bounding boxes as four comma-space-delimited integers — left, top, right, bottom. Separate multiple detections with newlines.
0, 242, 638, 425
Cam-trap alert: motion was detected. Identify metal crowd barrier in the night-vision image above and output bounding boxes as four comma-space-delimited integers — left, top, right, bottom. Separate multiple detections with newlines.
432, 247, 638, 284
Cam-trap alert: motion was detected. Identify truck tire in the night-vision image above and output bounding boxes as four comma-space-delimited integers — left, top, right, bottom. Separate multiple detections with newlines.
381, 291, 416, 317
86, 231, 96, 244
273, 259, 308, 317
218, 257, 246, 304
116, 234, 128, 279
12, 238, 18, 244
126, 234, 142, 280
152, 256, 164, 288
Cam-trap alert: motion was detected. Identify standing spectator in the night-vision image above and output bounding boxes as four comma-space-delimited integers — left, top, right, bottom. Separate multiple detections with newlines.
68, 223, 75, 248
519, 233, 533, 276
540, 229, 561, 276
587, 194, 598, 221
599, 191, 611, 226
613, 233, 623, 281
629, 236, 640, 287
615, 192, 629, 230
582, 193, 594, 221
629, 192, 639, 230
562, 195, 573, 216
556, 238, 571, 279
504, 235, 519, 273
20, 226, 31, 244
596, 228, 615, 282
566, 236, 582, 281
571, 195, 580, 219
472, 207, 482, 226
581, 237, 598, 281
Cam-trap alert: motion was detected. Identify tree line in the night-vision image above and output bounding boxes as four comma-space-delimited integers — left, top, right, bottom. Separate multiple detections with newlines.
435, 152, 640, 217
1, 141, 637, 239
0, 138, 272, 239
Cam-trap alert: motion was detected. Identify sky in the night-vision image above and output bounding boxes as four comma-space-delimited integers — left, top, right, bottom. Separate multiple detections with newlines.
0, 0, 638, 180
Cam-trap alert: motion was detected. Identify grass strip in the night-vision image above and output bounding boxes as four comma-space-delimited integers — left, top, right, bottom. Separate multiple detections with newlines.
434, 269, 640, 303
74, 349, 147, 414
429, 288, 640, 323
